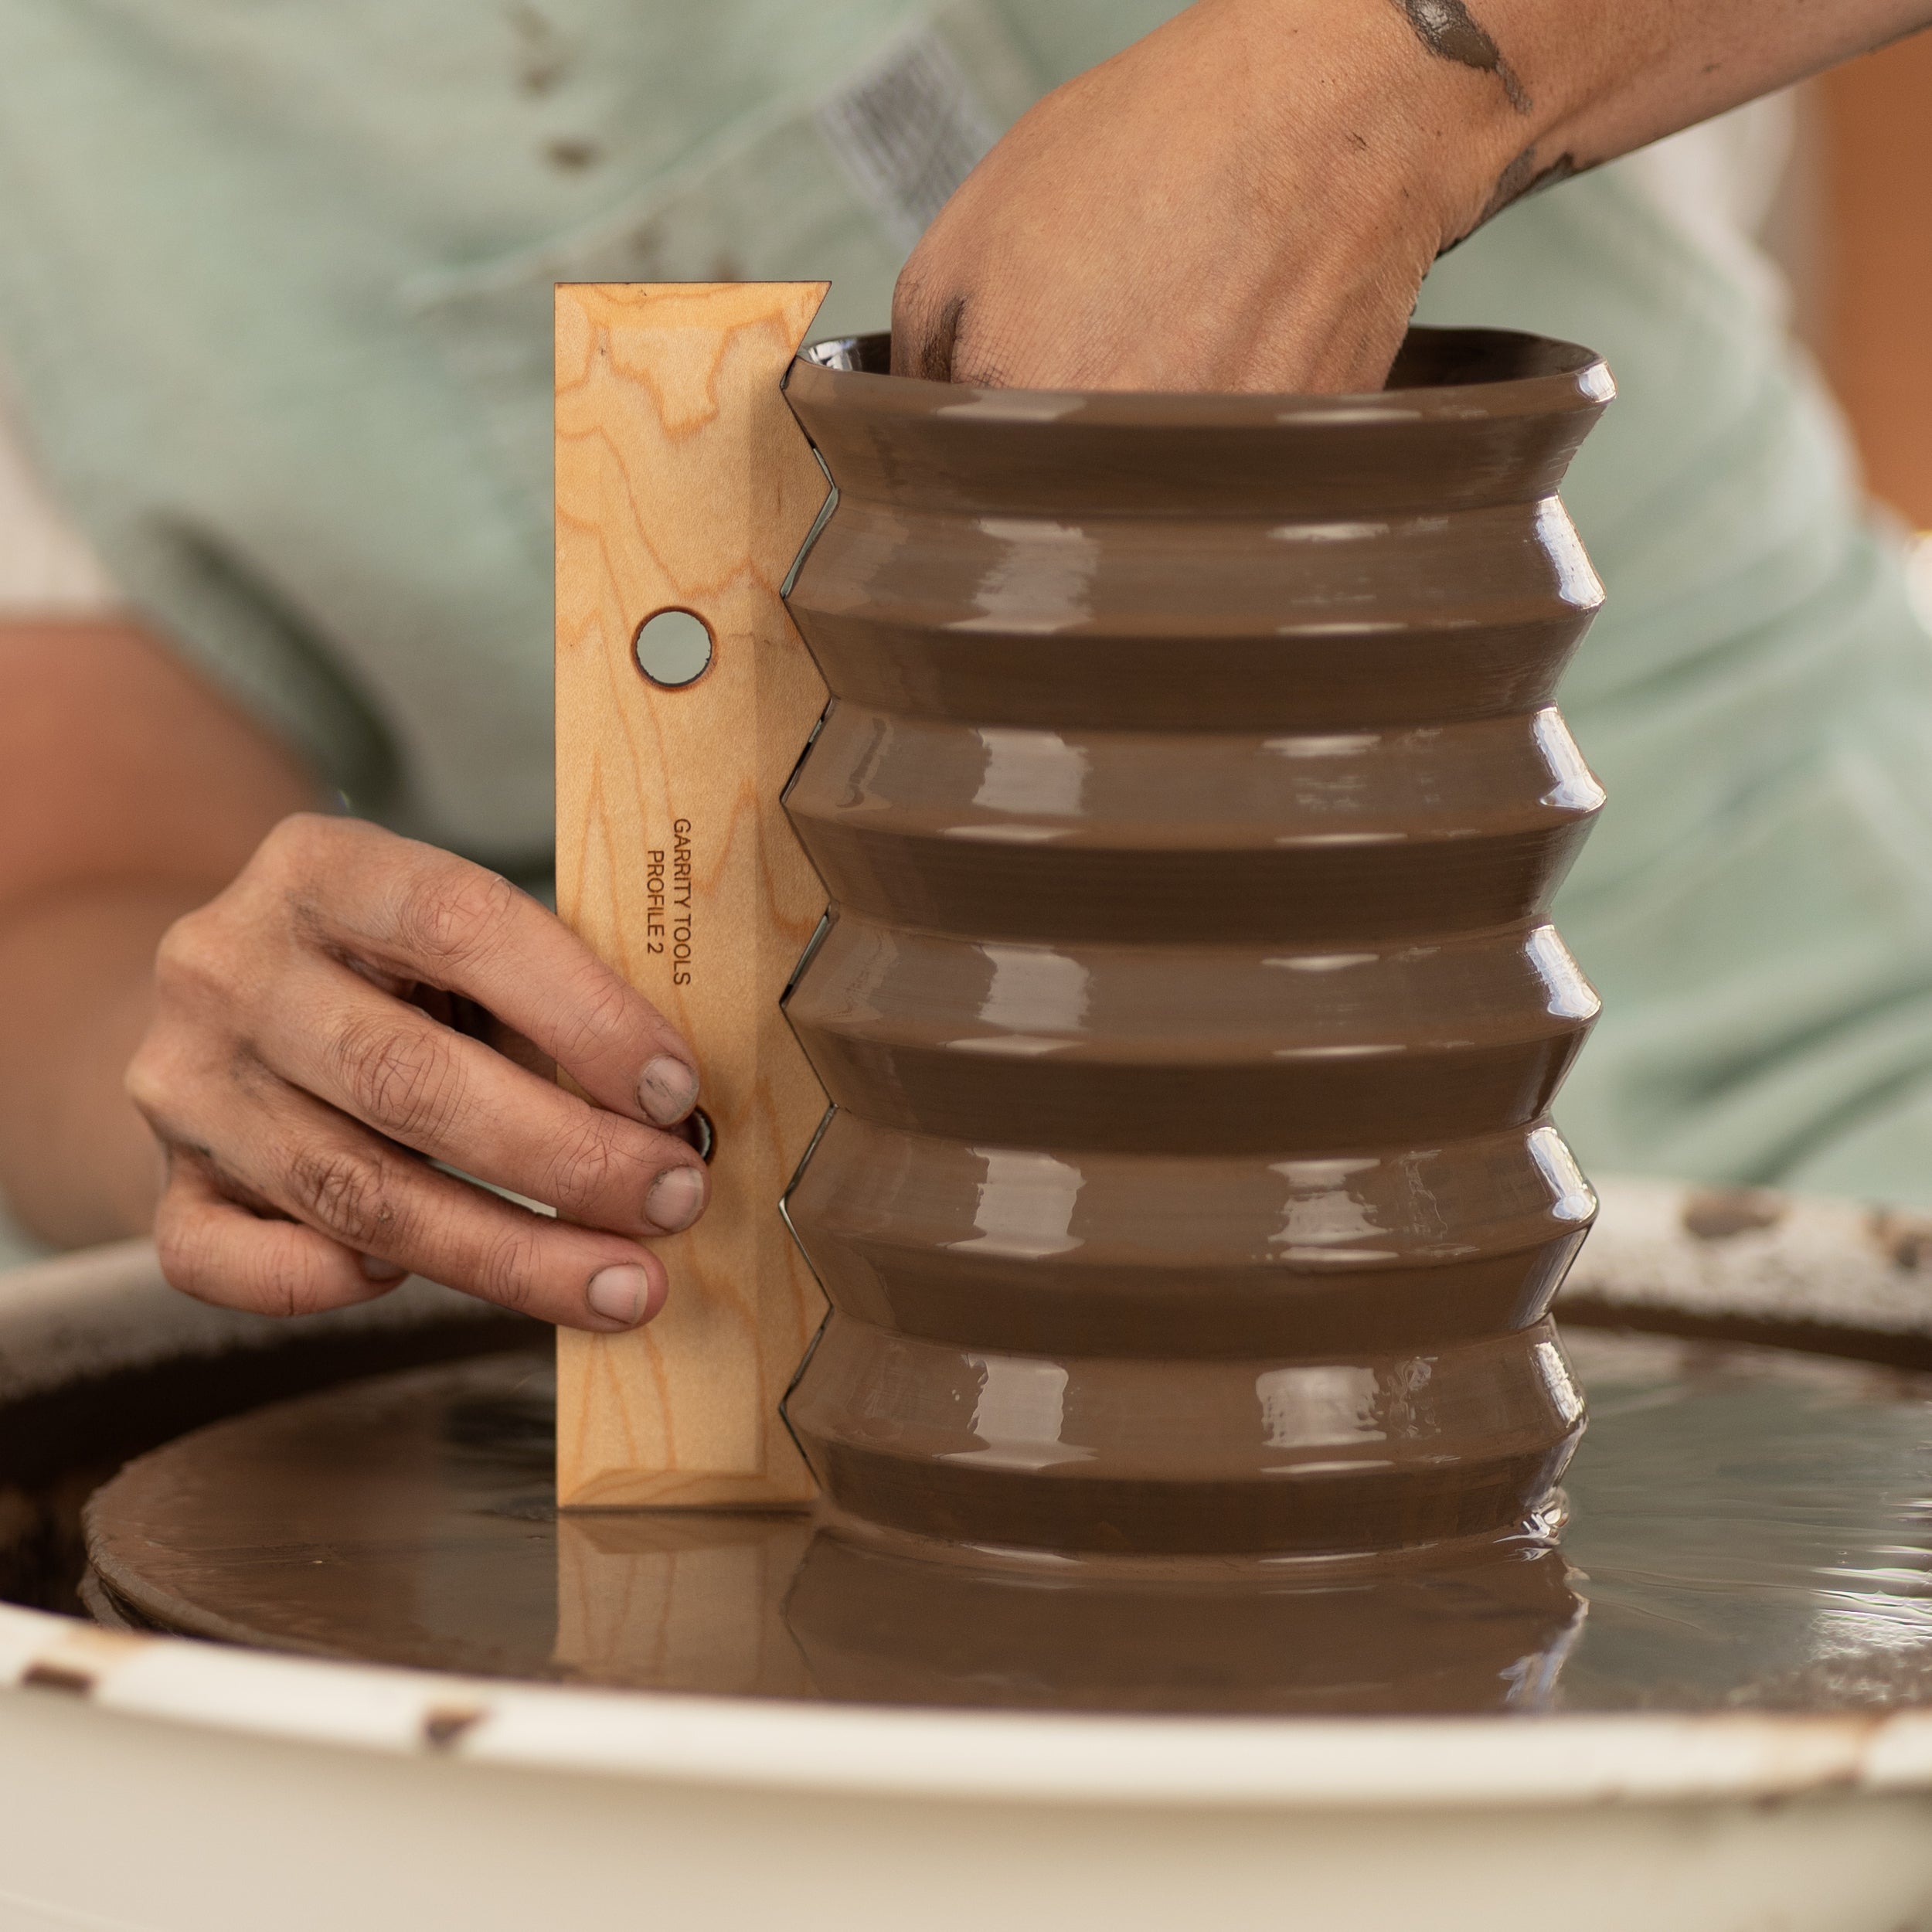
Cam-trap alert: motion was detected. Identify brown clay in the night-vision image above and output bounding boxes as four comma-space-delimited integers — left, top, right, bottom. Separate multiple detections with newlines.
78, 1353, 1581, 1713
777, 326, 1613, 1560
77, 1337, 1932, 1714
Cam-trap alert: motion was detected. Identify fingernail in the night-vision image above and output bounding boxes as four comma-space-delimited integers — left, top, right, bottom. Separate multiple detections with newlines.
359, 1253, 407, 1284
638, 1055, 699, 1125
587, 1264, 654, 1328
647, 1164, 706, 1233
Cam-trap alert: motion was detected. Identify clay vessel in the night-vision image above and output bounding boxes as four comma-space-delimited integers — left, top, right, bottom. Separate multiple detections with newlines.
778, 328, 1612, 1560
782, 1524, 1583, 1712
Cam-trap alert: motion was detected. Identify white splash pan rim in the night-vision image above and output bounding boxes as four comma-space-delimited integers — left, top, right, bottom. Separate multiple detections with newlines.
5, 1603, 1932, 1810
8, 1170, 1932, 1813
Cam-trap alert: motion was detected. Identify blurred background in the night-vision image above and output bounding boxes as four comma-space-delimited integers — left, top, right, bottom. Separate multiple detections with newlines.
1791, 35, 1932, 603
5, 43, 1930, 621
0, 21, 1928, 1275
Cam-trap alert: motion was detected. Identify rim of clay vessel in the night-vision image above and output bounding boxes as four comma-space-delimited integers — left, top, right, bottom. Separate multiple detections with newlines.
5, 1185, 1932, 1811
795, 325, 1614, 425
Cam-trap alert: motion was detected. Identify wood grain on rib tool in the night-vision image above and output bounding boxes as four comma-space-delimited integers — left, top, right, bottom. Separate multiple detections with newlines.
553, 282, 830, 1509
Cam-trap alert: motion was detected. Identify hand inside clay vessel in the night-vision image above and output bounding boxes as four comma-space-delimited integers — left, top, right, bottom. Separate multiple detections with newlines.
894, 0, 1932, 391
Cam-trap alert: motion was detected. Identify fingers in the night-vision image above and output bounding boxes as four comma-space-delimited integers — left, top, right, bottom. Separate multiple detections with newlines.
153, 1158, 398, 1320
258, 816, 702, 1130
151, 1081, 672, 1332
132, 812, 710, 1327
883, 2, 1444, 398
253, 957, 709, 1240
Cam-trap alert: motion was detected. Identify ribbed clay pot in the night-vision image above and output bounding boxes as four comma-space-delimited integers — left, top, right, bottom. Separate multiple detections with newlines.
777, 328, 1613, 1561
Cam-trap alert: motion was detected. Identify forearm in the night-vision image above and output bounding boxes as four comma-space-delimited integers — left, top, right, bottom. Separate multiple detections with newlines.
0, 617, 321, 1248
898, 0, 1932, 394
0, 886, 204, 1247
1380, 0, 1932, 236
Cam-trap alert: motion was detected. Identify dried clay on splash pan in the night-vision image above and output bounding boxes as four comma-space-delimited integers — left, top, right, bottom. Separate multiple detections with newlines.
776, 325, 1614, 1562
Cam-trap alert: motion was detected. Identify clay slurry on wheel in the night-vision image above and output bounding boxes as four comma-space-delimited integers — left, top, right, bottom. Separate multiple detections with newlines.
774, 327, 1614, 1560
80, 1333, 1932, 1713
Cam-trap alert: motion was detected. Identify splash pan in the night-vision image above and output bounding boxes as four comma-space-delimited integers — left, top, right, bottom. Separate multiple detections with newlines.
0, 1176, 1929, 1932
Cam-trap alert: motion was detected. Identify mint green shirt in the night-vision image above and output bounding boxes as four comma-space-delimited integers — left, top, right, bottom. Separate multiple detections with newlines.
2, 0, 1930, 1213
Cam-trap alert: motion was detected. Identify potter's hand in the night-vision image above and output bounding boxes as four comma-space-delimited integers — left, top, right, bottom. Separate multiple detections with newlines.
127, 815, 706, 1331
895, 0, 1932, 393
895, 0, 1470, 393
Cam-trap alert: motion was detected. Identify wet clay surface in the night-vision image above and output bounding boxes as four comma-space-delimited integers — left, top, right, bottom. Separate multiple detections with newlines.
775, 327, 1611, 1557
84, 1329, 1932, 1714
0, 1317, 535, 1617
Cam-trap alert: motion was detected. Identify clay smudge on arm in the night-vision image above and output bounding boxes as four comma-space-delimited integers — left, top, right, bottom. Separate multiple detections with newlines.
898, 293, 968, 382
1387, 0, 1531, 114
1437, 143, 1583, 253
1479, 143, 1579, 219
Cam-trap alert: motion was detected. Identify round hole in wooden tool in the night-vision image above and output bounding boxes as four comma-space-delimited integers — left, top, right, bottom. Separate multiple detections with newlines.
632, 609, 714, 688
682, 1105, 716, 1163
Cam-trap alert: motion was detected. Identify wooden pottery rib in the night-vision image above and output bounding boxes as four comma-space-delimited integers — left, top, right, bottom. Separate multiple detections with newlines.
553, 282, 830, 1509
